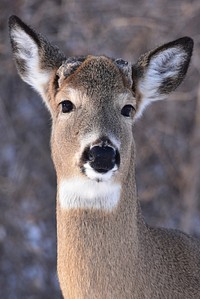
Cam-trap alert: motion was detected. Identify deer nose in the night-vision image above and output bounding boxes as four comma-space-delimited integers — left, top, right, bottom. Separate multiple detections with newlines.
87, 145, 119, 173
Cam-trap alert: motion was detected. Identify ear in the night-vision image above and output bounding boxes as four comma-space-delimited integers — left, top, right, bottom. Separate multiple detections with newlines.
133, 37, 194, 118
9, 15, 66, 110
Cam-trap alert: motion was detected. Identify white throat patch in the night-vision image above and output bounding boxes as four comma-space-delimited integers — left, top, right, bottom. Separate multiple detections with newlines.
58, 177, 121, 211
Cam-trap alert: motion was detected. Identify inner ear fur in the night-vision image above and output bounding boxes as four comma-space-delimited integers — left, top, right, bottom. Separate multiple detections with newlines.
132, 36, 193, 118
9, 15, 66, 107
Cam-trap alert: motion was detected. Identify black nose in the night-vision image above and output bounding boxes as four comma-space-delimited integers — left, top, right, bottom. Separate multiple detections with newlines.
87, 145, 119, 173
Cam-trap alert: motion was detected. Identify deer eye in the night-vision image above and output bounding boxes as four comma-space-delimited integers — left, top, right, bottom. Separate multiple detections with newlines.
121, 105, 135, 117
60, 100, 74, 113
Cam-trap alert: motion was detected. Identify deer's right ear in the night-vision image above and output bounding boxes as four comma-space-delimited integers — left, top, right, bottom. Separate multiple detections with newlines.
9, 15, 65, 110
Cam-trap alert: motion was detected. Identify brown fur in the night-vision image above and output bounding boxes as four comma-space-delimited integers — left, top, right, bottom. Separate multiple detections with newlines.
9, 16, 200, 298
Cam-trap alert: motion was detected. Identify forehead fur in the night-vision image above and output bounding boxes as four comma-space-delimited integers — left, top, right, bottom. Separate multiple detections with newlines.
64, 56, 127, 95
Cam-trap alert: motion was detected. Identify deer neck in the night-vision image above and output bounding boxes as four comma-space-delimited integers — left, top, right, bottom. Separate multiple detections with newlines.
56, 142, 144, 236
56, 146, 146, 297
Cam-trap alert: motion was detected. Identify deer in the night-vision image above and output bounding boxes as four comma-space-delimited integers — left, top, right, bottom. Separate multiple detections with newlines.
9, 15, 200, 299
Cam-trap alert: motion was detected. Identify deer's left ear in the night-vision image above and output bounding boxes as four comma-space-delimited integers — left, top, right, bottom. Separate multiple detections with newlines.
133, 37, 193, 117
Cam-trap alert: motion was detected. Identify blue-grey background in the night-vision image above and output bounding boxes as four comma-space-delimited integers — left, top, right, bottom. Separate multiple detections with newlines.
1, 1, 200, 298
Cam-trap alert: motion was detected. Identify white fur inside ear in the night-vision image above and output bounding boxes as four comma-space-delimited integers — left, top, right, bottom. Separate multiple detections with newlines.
136, 47, 188, 118
58, 178, 121, 211
10, 27, 51, 101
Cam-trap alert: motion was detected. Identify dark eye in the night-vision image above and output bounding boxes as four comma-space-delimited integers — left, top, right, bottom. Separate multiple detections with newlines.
121, 105, 135, 117
60, 100, 74, 113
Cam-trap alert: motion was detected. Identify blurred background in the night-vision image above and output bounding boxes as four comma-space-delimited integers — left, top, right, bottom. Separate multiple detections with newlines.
1, 0, 200, 298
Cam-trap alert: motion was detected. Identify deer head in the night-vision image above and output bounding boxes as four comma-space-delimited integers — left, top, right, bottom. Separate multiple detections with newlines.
9, 16, 193, 211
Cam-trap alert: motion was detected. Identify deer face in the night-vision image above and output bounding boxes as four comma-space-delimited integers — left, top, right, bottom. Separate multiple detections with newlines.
9, 16, 193, 210
50, 56, 135, 186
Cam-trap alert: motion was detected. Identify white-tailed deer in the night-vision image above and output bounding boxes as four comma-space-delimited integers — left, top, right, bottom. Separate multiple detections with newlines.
9, 15, 200, 299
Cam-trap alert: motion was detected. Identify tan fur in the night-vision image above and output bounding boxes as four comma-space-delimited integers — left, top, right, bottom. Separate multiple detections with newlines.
9, 16, 200, 298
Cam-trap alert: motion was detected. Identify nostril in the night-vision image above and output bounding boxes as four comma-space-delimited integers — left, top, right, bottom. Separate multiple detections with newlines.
88, 148, 96, 162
